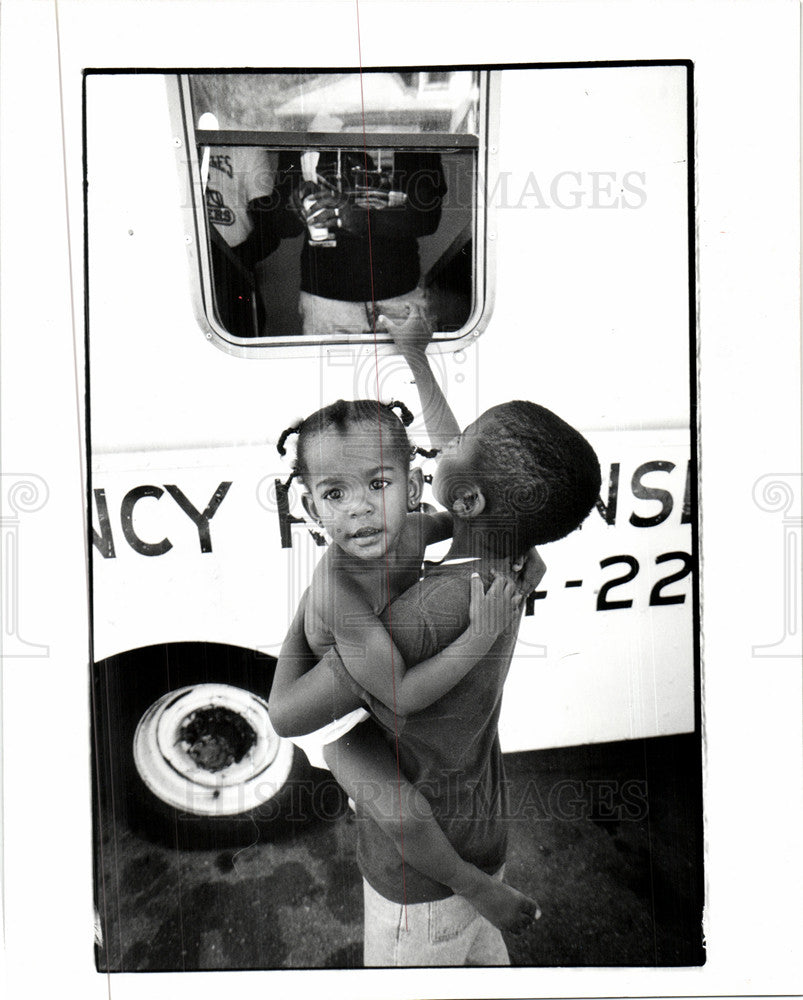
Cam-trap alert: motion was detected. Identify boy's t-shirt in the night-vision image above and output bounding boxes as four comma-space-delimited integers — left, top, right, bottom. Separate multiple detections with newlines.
325, 561, 516, 905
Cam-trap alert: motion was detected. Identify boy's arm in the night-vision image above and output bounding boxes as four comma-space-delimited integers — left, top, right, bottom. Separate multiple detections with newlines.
381, 306, 461, 451
268, 591, 366, 737
333, 573, 521, 716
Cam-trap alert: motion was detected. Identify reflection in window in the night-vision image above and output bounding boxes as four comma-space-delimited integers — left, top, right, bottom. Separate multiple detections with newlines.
188, 72, 480, 340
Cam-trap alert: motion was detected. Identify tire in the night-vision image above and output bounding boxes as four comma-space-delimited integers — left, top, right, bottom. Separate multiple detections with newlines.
92, 641, 316, 848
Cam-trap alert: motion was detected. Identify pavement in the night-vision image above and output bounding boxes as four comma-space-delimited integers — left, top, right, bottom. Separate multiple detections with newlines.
95, 732, 704, 970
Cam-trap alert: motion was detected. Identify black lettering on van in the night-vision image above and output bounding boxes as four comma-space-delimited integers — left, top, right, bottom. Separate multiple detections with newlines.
121, 486, 173, 557
164, 482, 231, 554
91, 489, 116, 559
629, 461, 675, 528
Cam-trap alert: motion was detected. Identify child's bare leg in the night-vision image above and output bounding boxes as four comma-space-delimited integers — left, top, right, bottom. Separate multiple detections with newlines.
323, 721, 540, 932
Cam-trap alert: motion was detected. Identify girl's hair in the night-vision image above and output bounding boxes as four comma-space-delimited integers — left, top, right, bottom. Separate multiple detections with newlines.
277, 399, 437, 483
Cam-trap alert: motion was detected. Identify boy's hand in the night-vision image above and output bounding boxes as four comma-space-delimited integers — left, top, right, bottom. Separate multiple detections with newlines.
378, 303, 433, 359
467, 571, 523, 644
512, 547, 546, 597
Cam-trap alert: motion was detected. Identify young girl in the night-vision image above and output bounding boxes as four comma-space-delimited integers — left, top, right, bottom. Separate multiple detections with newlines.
269, 313, 542, 934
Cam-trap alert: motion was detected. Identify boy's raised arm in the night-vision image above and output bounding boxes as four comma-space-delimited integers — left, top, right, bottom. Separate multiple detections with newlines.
380, 306, 461, 452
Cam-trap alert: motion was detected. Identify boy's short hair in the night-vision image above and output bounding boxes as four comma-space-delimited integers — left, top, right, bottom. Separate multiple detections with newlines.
471, 401, 601, 552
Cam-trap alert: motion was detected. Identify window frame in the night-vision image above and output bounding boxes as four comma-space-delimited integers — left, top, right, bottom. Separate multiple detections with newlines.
169, 69, 499, 359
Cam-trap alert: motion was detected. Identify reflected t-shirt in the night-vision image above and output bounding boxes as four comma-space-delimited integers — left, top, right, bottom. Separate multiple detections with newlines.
276, 150, 446, 302
206, 146, 278, 248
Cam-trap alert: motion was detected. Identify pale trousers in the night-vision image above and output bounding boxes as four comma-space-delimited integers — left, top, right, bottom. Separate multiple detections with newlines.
299, 286, 430, 337
362, 868, 511, 967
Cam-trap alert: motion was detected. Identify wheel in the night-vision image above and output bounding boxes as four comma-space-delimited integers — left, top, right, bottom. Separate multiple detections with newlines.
93, 641, 314, 848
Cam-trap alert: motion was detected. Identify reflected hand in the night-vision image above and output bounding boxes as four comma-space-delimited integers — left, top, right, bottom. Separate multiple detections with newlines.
306, 197, 366, 237
291, 183, 343, 230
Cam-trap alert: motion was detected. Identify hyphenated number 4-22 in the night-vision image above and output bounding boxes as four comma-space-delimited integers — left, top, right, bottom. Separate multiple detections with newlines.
596, 552, 692, 611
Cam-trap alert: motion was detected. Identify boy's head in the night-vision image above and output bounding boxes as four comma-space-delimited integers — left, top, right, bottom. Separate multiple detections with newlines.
277, 399, 424, 560
433, 401, 601, 556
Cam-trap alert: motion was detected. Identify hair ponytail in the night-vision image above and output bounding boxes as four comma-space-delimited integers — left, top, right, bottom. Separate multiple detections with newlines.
386, 399, 414, 427
277, 423, 301, 457
278, 398, 419, 484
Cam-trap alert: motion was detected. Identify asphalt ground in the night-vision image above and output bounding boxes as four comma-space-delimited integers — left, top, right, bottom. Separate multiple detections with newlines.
95, 732, 704, 971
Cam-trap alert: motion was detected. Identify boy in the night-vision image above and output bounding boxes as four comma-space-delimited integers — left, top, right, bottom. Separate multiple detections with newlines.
272, 318, 600, 964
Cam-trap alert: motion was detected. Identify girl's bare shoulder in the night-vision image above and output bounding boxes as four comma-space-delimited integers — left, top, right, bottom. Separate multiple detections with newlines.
307, 545, 336, 603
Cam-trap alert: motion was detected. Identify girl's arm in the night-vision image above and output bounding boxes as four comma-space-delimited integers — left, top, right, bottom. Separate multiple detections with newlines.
332, 572, 522, 716
268, 590, 366, 737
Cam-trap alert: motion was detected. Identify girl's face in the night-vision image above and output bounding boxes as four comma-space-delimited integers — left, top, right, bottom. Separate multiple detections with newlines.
302, 423, 421, 561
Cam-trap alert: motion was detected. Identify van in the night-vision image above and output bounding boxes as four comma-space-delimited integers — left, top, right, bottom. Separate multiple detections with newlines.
87, 63, 695, 846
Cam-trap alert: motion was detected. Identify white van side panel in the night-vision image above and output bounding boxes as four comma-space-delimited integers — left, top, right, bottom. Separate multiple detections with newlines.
89, 67, 694, 751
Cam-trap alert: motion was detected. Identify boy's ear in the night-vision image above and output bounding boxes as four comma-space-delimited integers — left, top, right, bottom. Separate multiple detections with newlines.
301, 492, 321, 525
451, 486, 486, 519
407, 467, 424, 511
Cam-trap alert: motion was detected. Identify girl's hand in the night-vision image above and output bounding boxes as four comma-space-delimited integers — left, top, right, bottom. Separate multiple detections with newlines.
467, 571, 523, 644
378, 304, 433, 358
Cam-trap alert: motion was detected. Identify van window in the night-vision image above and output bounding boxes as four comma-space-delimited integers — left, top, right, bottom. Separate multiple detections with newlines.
180, 71, 487, 346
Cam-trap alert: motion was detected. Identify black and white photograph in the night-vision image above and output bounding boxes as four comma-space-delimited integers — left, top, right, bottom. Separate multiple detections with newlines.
0, 1, 801, 999
87, 61, 701, 972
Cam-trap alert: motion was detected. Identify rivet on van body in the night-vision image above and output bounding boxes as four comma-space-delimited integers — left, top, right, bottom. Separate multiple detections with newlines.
173, 137, 182, 148
184, 235, 192, 244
